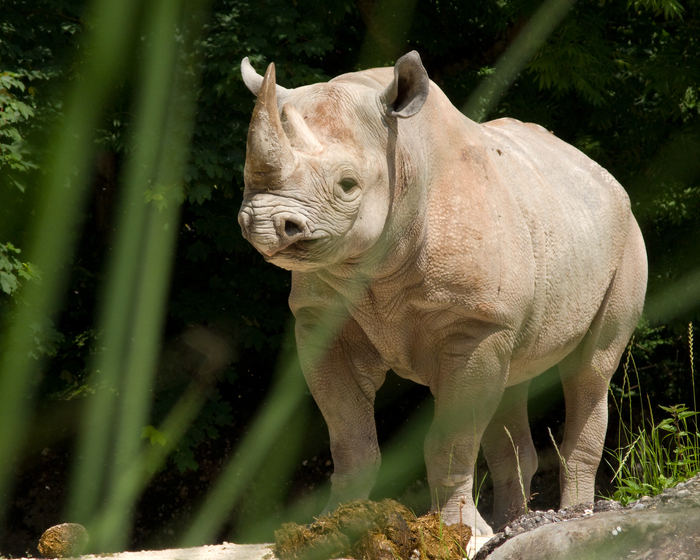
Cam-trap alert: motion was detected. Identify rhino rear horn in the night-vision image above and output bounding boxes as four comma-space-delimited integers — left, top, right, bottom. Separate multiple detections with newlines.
245, 63, 296, 184
381, 51, 430, 118
282, 104, 322, 154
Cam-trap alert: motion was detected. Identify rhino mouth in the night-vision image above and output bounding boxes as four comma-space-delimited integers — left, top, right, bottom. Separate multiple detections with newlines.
267, 234, 328, 253
264, 235, 335, 269
297, 237, 328, 250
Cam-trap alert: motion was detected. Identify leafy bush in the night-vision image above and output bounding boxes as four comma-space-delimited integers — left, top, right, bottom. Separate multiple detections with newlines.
0, 242, 63, 358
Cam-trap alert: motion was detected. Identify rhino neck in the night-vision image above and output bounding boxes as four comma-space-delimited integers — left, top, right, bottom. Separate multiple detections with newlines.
350, 148, 429, 283
313, 189, 426, 291
320, 223, 425, 283
374, 112, 431, 272
314, 236, 426, 313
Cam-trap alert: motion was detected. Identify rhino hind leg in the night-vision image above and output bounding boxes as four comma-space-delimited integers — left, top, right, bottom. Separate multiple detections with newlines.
481, 380, 538, 530
556, 222, 647, 508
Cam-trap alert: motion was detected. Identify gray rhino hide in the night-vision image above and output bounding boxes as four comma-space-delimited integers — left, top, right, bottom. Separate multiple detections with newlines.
238, 52, 648, 536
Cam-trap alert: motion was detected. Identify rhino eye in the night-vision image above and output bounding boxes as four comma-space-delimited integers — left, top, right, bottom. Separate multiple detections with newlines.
339, 178, 358, 193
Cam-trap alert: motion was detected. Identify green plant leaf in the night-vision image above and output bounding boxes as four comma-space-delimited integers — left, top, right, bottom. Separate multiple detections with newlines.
141, 425, 168, 447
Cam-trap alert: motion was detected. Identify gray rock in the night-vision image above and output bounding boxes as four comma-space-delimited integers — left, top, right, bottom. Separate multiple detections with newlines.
484, 509, 700, 560
477, 475, 700, 559
593, 500, 622, 513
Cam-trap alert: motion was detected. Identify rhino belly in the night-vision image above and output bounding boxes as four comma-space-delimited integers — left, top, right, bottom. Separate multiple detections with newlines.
507, 233, 620, 385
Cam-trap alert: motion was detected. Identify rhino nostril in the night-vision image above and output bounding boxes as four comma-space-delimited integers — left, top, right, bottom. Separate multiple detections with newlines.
284, 220, 303, 237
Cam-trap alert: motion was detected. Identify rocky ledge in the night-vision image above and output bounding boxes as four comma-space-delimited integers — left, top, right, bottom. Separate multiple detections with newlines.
475, 475, 700, 560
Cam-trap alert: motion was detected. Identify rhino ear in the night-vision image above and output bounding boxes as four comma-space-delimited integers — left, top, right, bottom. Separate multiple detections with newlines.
381, 51, 429, 118
241, 57, 288, 97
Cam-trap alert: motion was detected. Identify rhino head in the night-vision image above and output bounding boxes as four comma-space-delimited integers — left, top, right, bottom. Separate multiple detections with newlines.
237, 52, 430, 272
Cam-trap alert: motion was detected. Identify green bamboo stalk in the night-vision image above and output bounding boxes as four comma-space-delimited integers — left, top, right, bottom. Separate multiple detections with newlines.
0, 0, 141, 521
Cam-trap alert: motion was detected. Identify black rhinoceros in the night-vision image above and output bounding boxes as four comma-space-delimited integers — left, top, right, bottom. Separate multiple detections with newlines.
237, 51, 647, 535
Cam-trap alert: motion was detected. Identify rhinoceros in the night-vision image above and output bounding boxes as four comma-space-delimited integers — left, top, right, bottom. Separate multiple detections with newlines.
237, 51, 647, 535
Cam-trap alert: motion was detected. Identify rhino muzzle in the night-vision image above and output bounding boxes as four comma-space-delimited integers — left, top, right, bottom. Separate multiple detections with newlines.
238, 203, 310, 257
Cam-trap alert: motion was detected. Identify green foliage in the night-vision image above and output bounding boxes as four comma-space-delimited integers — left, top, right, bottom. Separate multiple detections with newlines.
0, 242, 64, 358
149, 386, 234, 472
503, 1, 700, 322
0, 72, 37, 184
619, 319, 699, 405
3, 0, 698, 391
528, 13, 615, 106
142, 425, 168, 448
0, 242, 34, 296
142, 389, 233, 474
630, 0, 685, 20
8, 0, 697, 421
609, 402, 700, 505
0, 0, 85, 193
608, 326, 700, 505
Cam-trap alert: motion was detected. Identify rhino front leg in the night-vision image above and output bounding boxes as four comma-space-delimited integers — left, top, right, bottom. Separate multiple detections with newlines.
295, 314, 387, 513
423, 333, 512, 536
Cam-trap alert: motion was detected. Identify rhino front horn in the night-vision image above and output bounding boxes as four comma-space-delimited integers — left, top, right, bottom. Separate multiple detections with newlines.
245, 63, 296, 187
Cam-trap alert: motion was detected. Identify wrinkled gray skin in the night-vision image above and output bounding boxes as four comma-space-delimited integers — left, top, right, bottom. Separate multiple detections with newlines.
237, 52, 647, 536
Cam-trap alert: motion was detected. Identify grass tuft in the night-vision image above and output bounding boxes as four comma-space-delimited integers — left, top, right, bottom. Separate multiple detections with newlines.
503, 426, 529, 515
606, 323, 700, 505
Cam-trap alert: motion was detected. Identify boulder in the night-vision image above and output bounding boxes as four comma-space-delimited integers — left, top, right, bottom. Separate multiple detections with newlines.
485, 509, 700, 560
478, 475, 700, 559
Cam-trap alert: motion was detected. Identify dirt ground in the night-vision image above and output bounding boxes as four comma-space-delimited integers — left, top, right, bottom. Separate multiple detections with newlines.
12, 537, 493, 560
14, 543, 275, 560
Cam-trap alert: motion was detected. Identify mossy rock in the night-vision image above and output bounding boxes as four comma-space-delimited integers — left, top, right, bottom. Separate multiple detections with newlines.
37, 523, 89, 558
275, 500, 470, 560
